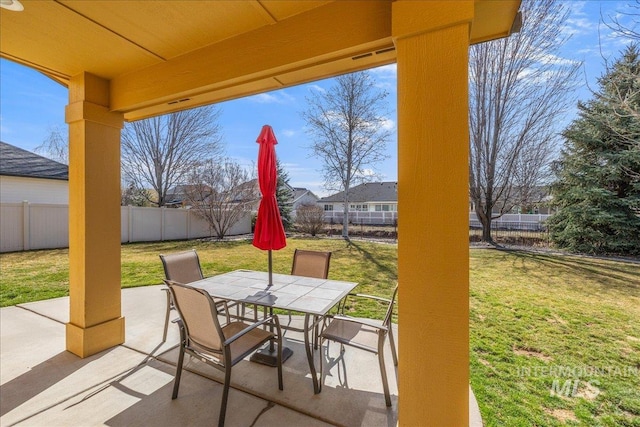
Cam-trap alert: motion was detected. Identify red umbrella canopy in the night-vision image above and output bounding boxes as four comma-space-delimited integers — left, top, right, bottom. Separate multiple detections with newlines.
252, 125, 287, 251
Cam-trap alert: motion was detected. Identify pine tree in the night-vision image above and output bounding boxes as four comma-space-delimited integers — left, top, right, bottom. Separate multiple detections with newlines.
548, 44, 640, 255
276, 159, 293, 231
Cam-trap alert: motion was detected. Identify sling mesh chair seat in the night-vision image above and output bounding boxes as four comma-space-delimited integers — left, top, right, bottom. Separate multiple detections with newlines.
166, 280, 284, 427
159, 250, 243, 341
291, 249, 331, 280
319, 285, 398, 407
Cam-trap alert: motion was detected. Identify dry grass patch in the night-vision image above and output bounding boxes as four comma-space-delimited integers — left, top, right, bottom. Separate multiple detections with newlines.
513, 345, 553, 362
545, 408, 578, 423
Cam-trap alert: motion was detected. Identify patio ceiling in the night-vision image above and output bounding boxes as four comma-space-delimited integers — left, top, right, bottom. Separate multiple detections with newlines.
1, 0, 519, 121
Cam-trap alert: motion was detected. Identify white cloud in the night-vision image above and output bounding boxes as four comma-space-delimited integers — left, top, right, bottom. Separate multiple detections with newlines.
248, 90, 295, 104
380, 118, 395, 131
535, 52, 581, 67
357, 169, 376, 178
249, 93, 280, 104
308, 84, 326, 93
281, 129, 296, 137
370, 63, 397, 78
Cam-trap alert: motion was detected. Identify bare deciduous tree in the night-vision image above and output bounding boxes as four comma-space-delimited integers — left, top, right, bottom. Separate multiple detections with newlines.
302, 71, 391, 238
121, 106, 223, 207
184, 158, 257, 239
604, 0, 640, 42
121, 180, 151, 207
295, 203, 325, 236
602, 1, 640, 173
35, 125, 68, 164
469, 0, 580, 242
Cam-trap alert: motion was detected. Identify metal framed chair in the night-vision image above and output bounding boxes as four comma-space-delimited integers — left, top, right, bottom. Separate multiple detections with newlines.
166, 280, 283, 427
283, 249, 332, 334
291, 249, 331, 279
319, 285, 398, 407
159, 250, 204, 342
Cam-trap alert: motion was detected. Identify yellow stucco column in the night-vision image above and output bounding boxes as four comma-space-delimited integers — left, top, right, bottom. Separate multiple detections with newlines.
65, 72, 125, 358
393, 2, 472, 425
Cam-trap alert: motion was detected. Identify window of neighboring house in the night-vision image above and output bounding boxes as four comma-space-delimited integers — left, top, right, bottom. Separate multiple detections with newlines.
324, 204, 333, 211
350, 204, 368, 211
374, 204, 397, 212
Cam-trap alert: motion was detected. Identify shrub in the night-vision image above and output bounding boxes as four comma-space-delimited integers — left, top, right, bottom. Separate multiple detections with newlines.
295, 203, 325, 236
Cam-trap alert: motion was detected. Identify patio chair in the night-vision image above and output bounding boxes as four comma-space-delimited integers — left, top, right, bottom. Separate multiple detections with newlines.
166, 280, 283, 427
159, 250, 205, 342
291, 249, 331, 280
319, 285, 398, 407
160, 250, 247, 341
283, 249, 332, 333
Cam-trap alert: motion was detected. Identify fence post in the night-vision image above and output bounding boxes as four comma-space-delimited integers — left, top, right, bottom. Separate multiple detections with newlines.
127, 205, 133, 243
186, 209, 191, 240
161, 206, 166, 241
22, 200, 30, 251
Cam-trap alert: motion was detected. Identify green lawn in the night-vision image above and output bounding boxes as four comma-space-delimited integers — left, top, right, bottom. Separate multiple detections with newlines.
1, 238, 638, 425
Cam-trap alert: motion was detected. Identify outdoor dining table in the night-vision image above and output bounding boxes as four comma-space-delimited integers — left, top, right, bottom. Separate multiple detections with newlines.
189, 269, 358, 394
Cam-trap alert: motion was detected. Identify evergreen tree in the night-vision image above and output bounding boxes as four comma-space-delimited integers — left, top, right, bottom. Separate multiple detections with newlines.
276, 159, 293, 230
548, 45, 640, 255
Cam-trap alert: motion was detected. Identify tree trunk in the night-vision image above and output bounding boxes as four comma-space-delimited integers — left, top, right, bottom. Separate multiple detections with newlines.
481, 218, 493, 243
342, 200, 349, 238
475, 202, 494, 244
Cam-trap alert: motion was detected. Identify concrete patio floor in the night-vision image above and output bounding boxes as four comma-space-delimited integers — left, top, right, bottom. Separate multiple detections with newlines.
1, 285, 482, 426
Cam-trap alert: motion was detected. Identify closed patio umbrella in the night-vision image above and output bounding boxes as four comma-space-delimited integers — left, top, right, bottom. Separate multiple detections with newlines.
251, 125, 291, 366
252, 124, 287, 287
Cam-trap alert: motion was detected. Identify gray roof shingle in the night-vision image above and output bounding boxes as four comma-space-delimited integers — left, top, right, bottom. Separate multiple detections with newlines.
319, 181, 397, 203
0, 141, 68, 181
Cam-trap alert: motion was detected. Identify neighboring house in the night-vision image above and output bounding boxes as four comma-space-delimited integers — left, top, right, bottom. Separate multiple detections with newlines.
469, 185, 554, 215
291, 187, 319, 219
165, 184, 206, 207
237, 178, 311, 214
319, 181, 398, 225
167, 180, 260, 209
0, 141, 68, 204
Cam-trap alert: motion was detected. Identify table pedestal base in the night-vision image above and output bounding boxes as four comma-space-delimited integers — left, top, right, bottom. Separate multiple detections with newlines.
250, 345, 293, 367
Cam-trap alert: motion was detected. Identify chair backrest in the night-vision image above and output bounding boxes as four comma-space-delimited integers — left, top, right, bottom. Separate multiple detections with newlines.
382, 285, 399, 327
291, 249, 331, 279
166, 280, 224, 353
160, 250, 204, 284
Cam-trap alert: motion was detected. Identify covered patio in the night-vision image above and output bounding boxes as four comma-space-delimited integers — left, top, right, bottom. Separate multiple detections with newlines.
1, 285, 482, 426
1, 1, 520, 424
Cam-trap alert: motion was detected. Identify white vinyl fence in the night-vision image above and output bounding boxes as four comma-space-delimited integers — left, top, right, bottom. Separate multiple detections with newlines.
0, 202, 251, 253
469, 212, 551, 230
323, 210, 398, 225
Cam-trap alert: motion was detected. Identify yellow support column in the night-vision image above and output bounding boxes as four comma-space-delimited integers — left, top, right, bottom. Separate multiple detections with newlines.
65, 72, 125, 358
393, 2, 473, 425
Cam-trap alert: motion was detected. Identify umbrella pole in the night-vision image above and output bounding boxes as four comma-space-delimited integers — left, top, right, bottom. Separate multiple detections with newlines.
268, 250, 273, 286
267, 249, 275, 353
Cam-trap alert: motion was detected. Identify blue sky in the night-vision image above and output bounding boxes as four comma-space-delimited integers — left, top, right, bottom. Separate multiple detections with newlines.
0, 1, 636, 197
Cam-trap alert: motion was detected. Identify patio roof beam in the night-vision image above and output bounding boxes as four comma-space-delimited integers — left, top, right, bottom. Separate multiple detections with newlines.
110, 0, 393, 120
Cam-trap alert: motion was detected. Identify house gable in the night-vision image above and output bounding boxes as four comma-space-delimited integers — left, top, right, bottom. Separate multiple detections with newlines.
319, 182, 397, 203
0, 141, 68, 181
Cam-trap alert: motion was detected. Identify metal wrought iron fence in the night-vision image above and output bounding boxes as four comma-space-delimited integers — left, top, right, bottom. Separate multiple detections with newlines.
469, 221, 551, 248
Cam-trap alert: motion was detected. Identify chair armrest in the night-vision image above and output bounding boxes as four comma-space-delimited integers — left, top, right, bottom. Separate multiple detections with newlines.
214, 299, 231, 323
330, 314, 389, 332
337, 292, 394, 315
348, 293, 392, 304
223, 315, 281, 346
